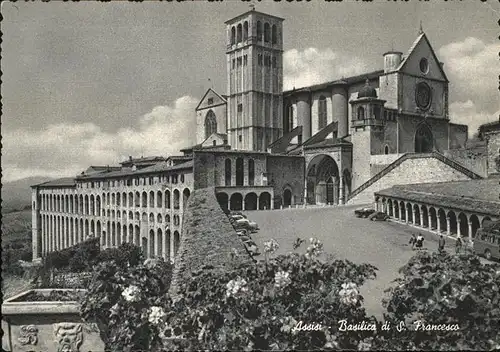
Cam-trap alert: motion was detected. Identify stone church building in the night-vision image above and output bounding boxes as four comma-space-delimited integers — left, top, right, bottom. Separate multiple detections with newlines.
32, 9, 484, 262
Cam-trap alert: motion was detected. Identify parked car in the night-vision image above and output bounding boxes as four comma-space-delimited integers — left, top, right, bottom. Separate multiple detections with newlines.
473, 220, 500, 261
354, 207, 375, 218
230, 211, 247, 218
230, 214, 246, 222
368, 211, 389, 221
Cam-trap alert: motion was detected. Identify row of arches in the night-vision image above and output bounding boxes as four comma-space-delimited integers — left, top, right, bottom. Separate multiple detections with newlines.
40, 188, 191, 214
376, 197, 494, 239
40, 215, 181, 260
217, 191, 272, 211
97, 210, 182, 227
230, 21, 278, 45
225, 158, 255, 187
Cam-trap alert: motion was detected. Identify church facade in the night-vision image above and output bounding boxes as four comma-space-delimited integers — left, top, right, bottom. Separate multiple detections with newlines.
31, 9, 476, 261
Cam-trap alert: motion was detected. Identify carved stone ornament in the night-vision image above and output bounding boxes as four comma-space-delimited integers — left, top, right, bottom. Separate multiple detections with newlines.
18, 325, 39, 345
53, 323, 83, 352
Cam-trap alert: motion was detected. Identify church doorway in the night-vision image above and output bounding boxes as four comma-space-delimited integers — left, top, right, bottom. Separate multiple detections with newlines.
415, 123, 434, 153
283, 189, 292, 207
306, 154, 339, 205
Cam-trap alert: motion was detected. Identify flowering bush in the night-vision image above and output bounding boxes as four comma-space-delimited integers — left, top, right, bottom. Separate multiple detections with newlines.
79, 257, 173, 352
164, 238, 378, 351
373, 251, 500, 351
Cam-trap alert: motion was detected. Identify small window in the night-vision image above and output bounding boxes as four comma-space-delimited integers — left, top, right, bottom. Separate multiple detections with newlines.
213, 140, 217, 146
238, 104, 243, 112
258, 54, 263, 66
384, 145, 389, 155
239, 135, 242, 142
232, 59, 235, 69
244, 55, 248, 66
272, 57, 276, 68
207, 98, 213, 105
237, 57, 242, 67
419, 58, 429, 74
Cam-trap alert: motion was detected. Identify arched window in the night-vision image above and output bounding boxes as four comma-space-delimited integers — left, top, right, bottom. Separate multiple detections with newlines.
205, 110, 217, 139
256, 21, 262, 41
272, 24, 277, 44
236, 158, 244, 186
237, 24, 242, 43
318, 96, 327, 130
384, 145, 389, 155
243, 21, 248, 41
264, 23, 270, 42
225, 159, 232, 186
231, 26, 235, 45
248, 159, 255, 186
357, 106, 365, 120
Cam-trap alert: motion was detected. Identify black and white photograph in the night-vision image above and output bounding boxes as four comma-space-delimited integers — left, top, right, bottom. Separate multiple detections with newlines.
1, 1, 499, 351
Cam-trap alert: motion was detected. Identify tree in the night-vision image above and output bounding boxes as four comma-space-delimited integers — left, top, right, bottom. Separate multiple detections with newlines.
374, 252, 500, 351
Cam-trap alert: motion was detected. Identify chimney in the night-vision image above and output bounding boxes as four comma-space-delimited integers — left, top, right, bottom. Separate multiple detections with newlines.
129, 155, 132, 161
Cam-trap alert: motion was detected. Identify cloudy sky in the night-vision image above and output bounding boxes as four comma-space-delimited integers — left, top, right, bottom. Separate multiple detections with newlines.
2, 1, 498, 182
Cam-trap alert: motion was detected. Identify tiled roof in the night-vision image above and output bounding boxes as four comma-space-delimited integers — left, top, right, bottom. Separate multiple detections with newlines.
375, 179, 500, 216
77, 160, 193, 180
33, 177, 76, 188
283, 70, 384, 95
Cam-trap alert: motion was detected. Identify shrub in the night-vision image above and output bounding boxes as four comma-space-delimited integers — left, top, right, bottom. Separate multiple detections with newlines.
373, 252, 500, 351
97, 243, 144, 267
163, 238, 378, 351
80, 259, 173, 352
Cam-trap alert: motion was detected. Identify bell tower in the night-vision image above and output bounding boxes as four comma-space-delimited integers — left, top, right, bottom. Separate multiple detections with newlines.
225, 8, 284, 151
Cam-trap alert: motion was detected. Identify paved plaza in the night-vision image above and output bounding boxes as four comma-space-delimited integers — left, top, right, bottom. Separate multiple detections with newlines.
246, 205, 460, 319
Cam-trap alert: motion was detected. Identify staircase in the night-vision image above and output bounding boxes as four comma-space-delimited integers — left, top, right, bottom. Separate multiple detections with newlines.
347, 152, 482, 203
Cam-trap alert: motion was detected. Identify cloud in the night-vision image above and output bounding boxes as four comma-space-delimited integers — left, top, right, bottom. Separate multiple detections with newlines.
2, 96, 198, 182
283, 48, 370, 91
449, 100, 499, 137
438, 37, 499, 129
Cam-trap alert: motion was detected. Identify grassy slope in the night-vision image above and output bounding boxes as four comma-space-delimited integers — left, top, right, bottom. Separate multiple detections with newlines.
1, 209, 32, 245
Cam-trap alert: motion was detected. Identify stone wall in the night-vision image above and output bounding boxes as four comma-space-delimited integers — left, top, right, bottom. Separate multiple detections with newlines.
348, 155, 473, 205
169, 187, 254, 299
444, 145, 488, 178
266, 155, 305, 205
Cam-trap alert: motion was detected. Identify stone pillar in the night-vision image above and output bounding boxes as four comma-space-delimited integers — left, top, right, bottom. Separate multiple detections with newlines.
428, 213, 432, 230
332, 85, 349, 138
304, 177, 308, 206
457, 218, 462, 238
420, 209, 424, 227
154, 232, 159, 258
412, 208, 416, 225
393, 202, 397, 219
405, 207, 409, 224
297, 93, 311, 140
468, 218, 473, 242
437, 216, 441, 234
339, 176, 344, 205
446, 217, 451, 236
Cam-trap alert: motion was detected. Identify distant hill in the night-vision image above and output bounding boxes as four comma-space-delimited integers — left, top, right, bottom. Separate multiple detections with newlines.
2, 176, 54, 213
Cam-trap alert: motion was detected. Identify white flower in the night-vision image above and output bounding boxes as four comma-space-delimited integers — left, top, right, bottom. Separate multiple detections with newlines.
226, 276, 248, 298
121, 285, 141, 302
280, 316, 298, 334
339, 282, 359, 306
148, 306, 166, 325
358, 339, 373, 351
274, 270, 292, 289
109, 303, 119, 317
264, 239, 280, 254
306, 238, 324, 258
